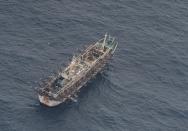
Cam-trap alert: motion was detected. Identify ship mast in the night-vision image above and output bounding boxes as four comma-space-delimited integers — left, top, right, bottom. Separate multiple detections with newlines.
102, 33, 108, 49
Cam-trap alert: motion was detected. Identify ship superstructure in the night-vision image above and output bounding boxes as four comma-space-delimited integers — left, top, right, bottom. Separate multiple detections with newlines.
38, 34, 118, 107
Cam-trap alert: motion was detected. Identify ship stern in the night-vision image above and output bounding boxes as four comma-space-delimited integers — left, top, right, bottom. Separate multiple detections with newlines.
38, 95, 62, 107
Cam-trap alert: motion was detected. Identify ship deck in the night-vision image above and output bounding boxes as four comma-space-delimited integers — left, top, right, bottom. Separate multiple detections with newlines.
61, 44, 105, 81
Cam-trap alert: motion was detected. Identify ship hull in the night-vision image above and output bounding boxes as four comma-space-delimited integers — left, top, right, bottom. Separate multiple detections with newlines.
38, 34, 118, 107
39, 95, 63, 107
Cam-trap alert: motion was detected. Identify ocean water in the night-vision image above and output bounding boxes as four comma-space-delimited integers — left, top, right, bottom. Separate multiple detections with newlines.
0, 0, 188, 131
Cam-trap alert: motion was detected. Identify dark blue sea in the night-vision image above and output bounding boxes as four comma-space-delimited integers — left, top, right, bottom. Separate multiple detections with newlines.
0, 0, 188, 131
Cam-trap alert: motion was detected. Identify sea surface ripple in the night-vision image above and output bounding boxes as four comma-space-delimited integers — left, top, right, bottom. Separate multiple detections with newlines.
0, 0, 188, 131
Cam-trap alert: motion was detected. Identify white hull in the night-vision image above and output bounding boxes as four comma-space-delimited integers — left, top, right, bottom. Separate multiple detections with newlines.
38, 95, 62, 107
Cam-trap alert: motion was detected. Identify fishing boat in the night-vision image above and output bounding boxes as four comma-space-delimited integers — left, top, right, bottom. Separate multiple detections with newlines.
38, 33, 118, 107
